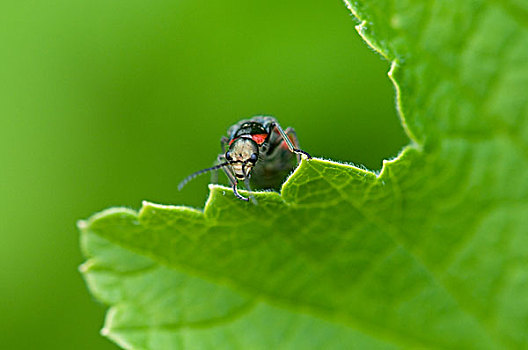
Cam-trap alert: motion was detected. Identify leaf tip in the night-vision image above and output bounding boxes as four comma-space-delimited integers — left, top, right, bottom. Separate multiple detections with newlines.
78, 261, 91, 274
206, 183, 227, 207
77, 219, 88, 230
100, 327, 110, 337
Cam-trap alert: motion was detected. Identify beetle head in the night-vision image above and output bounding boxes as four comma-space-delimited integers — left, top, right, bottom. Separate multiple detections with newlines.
226, 137, 259, 179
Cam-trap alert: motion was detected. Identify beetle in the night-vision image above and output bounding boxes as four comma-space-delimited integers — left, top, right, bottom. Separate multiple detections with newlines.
178, 116, 311, 201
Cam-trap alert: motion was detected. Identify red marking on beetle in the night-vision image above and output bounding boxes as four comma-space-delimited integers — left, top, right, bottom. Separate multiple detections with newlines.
251, 133, 268, 145
229, 137, 237, 146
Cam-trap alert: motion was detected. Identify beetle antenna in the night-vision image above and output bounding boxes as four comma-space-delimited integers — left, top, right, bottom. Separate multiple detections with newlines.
178, 162, 230, 191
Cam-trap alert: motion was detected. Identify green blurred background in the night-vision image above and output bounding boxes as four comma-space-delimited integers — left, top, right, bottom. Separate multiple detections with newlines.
1, 0, 406, 349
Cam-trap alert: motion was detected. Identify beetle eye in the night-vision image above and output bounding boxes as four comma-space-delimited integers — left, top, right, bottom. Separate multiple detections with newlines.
225, 151, 232, 161
249, 153, 258, 163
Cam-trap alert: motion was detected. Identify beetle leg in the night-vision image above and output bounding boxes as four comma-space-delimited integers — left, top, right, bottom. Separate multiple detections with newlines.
284, 127, 302, 162
271, 122, 312, 159
220, 136, 229, 153
232, 182, 249, 201
241, 163, 257, 204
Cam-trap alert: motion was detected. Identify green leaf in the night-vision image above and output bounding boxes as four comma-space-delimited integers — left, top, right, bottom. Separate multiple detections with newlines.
80, 0, 528, 348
